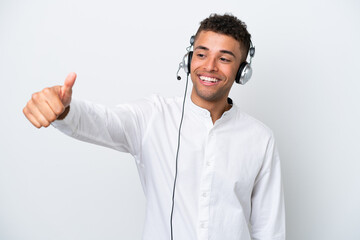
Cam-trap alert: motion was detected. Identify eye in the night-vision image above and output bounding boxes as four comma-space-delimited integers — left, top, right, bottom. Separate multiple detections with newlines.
197, 53, 205, 58
220, 57, 230, 62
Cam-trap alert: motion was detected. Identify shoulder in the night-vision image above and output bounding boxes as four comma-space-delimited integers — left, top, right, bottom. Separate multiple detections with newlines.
114, 94, 182, 116
232, 106, 275, 140
123, 94, 181, 107
138, 94, 183, 112
149, 94, 182, 107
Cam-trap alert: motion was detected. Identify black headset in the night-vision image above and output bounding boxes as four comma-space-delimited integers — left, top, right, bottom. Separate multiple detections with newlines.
177, 35, 255, 85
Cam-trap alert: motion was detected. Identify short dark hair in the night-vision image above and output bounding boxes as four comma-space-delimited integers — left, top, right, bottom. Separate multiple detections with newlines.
195, 13, 251, 58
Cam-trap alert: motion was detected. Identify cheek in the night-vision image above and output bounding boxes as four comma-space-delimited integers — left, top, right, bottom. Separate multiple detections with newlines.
225, 66, 239, 80
190, 59, 201, 73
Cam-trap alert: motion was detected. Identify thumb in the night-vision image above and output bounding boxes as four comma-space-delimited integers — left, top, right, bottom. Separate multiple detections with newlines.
60, 72, 77, 101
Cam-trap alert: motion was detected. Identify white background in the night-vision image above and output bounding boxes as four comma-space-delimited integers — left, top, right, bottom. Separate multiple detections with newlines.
1, 0, 359, 239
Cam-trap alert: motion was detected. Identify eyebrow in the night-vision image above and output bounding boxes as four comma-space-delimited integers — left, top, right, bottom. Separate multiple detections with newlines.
194, 45, 237, 59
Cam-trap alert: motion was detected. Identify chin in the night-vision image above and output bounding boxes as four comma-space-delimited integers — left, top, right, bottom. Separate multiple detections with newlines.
195, 89, 224, 103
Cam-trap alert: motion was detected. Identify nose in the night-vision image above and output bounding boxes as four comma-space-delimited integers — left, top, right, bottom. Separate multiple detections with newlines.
203, 56, 218, 72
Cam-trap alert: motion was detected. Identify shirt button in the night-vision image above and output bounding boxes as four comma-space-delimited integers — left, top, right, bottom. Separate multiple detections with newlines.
206, 161, 211, 167
202, 192, 207, 198
200, 221, 208, 229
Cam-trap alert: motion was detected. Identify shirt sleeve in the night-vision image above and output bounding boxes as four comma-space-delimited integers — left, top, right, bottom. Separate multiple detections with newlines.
250, 135, 286, 240
51, 97, 156, 157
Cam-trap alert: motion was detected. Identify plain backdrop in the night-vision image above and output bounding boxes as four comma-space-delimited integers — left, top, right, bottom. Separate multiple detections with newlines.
1, 0, 359, 239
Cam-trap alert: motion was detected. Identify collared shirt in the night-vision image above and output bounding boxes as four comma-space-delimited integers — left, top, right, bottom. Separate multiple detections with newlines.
52, 95, 285, 240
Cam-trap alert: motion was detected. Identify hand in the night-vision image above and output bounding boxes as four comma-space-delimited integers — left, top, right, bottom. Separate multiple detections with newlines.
23, 72, 77, 128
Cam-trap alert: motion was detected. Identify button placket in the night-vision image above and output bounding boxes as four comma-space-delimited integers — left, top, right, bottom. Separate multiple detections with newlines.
197, 129, 216, 239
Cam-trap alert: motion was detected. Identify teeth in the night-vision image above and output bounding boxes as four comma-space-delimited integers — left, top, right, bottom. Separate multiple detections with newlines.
199, 76, 219, 82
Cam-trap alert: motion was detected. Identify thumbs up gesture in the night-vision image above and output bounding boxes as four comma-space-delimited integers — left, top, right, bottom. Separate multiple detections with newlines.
23, 72, 77, 128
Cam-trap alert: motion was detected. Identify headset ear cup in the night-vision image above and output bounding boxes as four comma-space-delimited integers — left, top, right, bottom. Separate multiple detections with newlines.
236, 62, 247, 84
187, 51, 193, 74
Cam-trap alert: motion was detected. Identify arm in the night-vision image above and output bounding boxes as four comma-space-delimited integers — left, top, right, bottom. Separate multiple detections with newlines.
23, 73, 151, 155
23, 72, 149, 155
250, 136, 286, 240
51, 98, 149, 155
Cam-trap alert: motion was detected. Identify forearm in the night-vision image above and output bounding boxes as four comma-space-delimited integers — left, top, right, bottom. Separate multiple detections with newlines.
51, 99, 128, 152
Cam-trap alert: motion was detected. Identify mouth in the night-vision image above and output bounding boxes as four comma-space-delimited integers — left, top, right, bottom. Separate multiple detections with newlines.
198, 75, 221, 86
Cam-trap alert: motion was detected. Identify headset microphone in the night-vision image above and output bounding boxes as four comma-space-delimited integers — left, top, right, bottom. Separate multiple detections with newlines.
176, 36, 195, 80
176, 63, 183, 80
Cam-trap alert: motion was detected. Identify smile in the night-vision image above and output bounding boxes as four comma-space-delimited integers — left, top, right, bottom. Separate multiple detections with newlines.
199, 75, 220, 83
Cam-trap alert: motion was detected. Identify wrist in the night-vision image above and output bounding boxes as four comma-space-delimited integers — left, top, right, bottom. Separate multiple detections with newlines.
57, 106, 70, 120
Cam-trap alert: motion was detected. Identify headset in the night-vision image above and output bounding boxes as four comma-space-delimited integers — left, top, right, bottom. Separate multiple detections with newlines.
176, 35, 255, 84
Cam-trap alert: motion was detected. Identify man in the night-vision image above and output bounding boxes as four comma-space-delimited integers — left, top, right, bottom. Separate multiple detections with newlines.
23, 14, 285, 240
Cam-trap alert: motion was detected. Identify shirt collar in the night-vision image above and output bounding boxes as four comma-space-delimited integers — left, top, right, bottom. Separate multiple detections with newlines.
185, 96, 237, 120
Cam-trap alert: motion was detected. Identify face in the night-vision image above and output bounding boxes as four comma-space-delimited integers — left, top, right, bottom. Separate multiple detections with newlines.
190, 30, 243, 106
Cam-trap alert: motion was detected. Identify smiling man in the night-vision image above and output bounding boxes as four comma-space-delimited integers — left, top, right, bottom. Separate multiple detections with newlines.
23, 14, 285, 240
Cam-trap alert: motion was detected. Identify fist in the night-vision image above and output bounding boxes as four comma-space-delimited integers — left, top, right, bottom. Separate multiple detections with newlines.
23, 72, 77, 128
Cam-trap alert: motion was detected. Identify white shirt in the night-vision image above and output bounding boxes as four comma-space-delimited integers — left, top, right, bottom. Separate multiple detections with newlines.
52, 95, 285, 240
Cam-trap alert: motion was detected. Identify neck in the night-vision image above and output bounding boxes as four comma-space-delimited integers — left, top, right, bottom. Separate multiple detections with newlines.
191, 91, 232, 124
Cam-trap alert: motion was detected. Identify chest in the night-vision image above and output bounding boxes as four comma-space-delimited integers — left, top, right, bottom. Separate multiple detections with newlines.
142, 112, 267, 192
